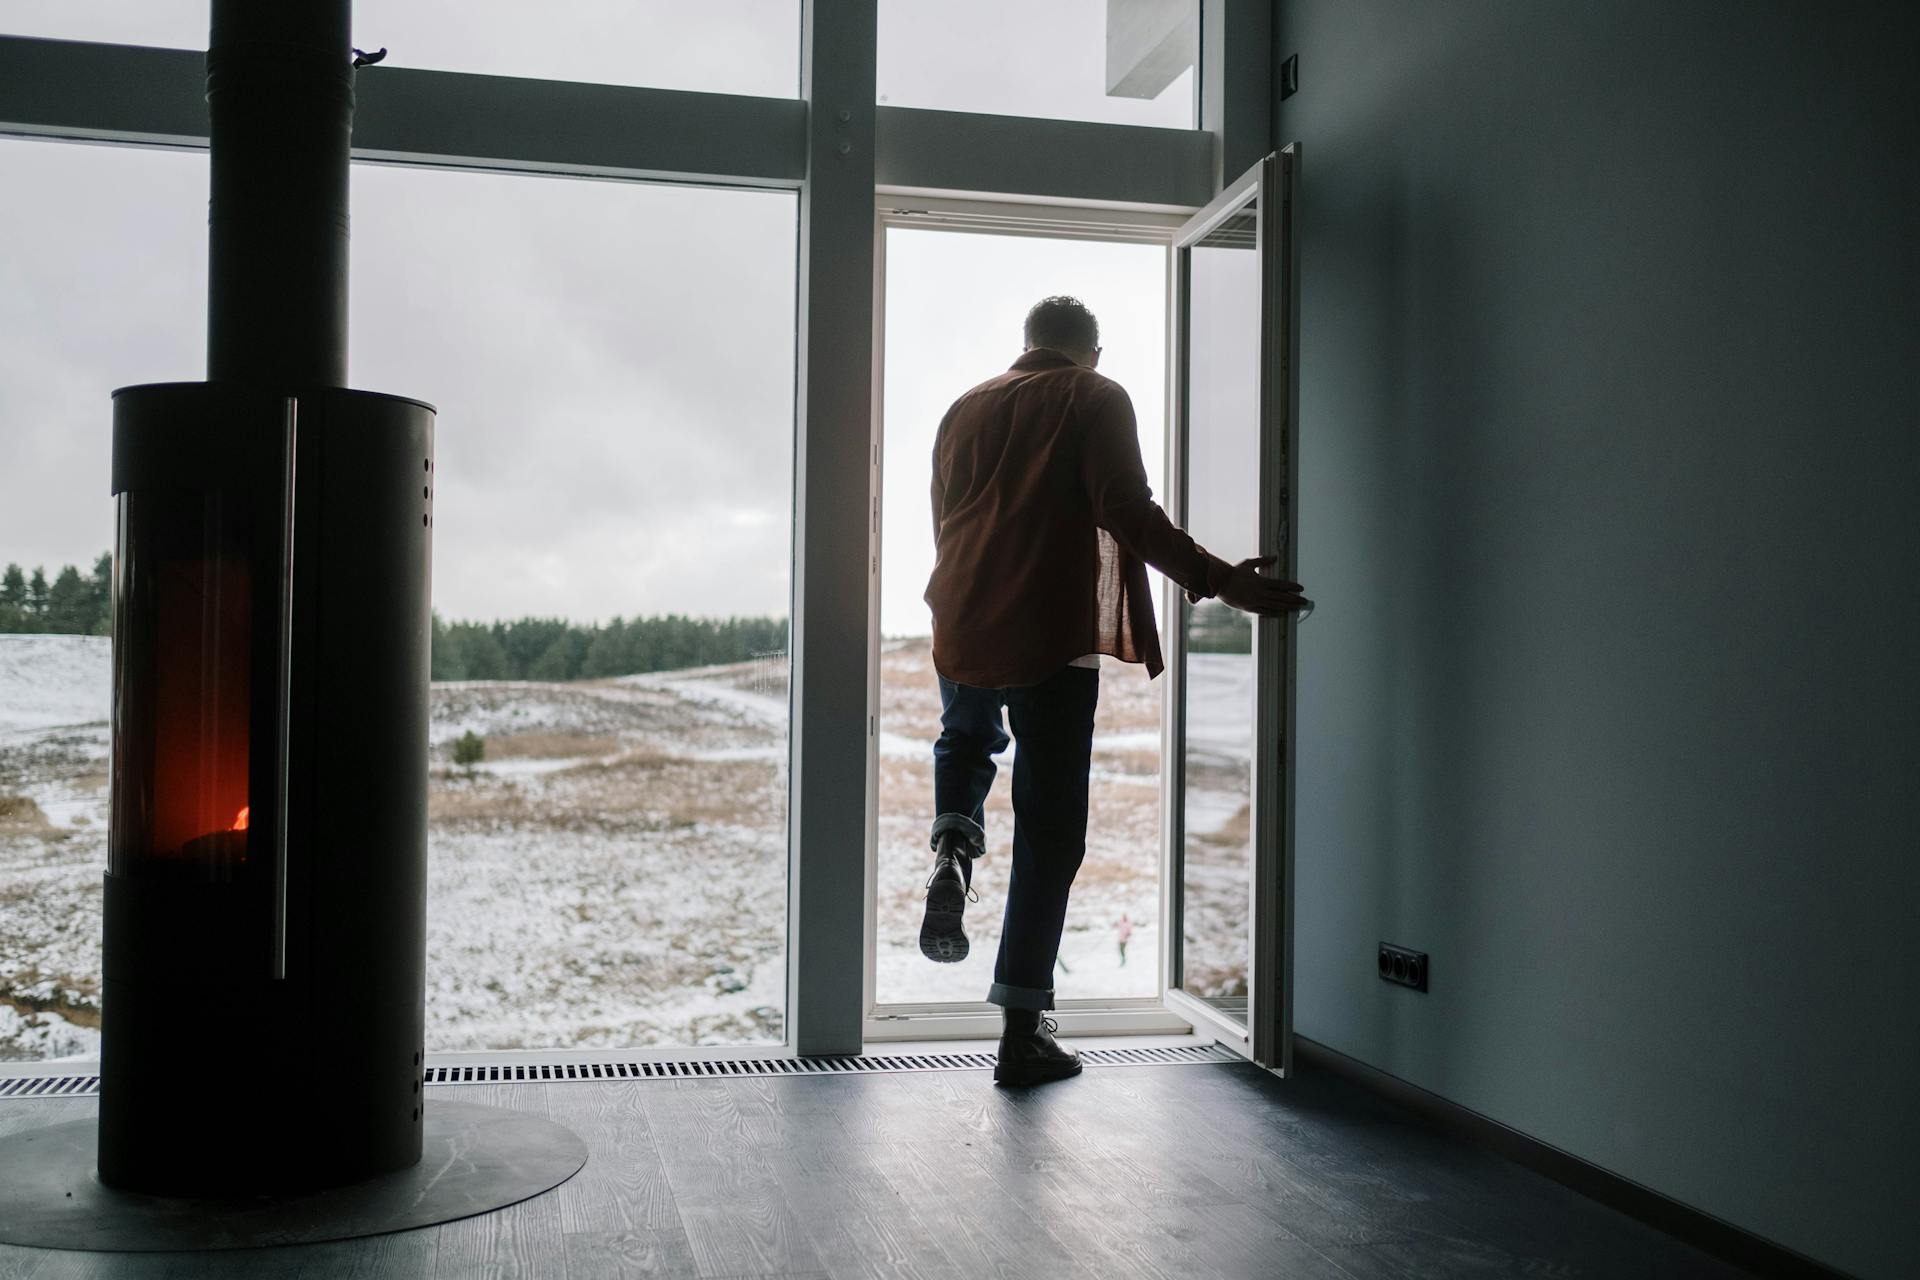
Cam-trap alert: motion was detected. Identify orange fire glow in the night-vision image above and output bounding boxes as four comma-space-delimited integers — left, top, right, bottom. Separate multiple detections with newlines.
231, 806, 250, 832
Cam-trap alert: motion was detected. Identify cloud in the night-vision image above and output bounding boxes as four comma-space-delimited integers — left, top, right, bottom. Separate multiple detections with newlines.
350, 164, 797, 621
0, 1, 1192, 625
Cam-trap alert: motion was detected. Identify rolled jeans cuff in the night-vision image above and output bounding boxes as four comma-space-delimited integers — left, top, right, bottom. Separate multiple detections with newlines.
987, 982, 1054, 1011
930, 812, 985, 856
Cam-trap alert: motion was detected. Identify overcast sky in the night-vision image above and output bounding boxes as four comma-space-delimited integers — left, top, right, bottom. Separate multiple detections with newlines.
0, 1, 1198, 629
0, 0, 1193, 124
882, 227, 1169, 636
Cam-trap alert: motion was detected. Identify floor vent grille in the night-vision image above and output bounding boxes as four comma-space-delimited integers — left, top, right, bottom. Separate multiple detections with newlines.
0, 1075, 97, 1100
0, 1044, 1240, 1099
424, 1043, 1241, 1086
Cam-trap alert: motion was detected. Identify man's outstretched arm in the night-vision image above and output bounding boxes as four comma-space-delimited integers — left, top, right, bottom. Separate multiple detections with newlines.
1081, 385, 1310, 617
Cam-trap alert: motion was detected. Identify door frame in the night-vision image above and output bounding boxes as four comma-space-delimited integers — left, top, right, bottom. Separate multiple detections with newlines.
862, 193, 1196, 1042
1162, 147, 1300, 1072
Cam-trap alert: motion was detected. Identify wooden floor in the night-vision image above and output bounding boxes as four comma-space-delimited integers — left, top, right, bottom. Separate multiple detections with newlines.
0, 1057, 1750, 1278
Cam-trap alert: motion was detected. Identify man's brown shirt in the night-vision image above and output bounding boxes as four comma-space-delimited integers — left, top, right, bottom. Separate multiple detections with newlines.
925, 348, 1234, 688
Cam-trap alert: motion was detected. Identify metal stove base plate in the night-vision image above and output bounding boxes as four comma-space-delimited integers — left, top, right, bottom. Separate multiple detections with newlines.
0, 1100, 586, 1252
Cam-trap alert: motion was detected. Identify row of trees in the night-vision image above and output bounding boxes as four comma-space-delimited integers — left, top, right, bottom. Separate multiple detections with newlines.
2, 555, 783, 683
432, 613, 788, 682
0, 556, 112, 636
1187, 599, 1254, 653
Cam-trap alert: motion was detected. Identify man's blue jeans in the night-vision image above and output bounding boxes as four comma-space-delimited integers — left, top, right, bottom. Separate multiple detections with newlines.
931, 664, 1099, 1011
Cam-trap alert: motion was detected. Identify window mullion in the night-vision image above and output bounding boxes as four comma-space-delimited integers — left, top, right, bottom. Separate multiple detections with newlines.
787, 0, 878, 1057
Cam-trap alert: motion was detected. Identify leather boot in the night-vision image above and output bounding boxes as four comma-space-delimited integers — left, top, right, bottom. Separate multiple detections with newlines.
919, 830, 977, 963
994, 1008, 1082, 1086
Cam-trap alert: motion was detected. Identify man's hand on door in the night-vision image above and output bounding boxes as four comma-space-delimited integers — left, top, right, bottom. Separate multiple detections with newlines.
1218, 556, 1313, 617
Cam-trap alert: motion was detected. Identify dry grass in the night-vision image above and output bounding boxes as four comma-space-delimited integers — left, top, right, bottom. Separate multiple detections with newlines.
0, 794, 45, 825
1183, 757, 1247, 795
1199, 801, 1251, 850
0, 962, 100, 1029
428, 777, 541, 824
1069, 856, 1155, 892
483, 731, 621, 761
430, 750, 782, 833
564, 754, 782, 828
0, 794, 62, 842
1095, 747, 1163, 779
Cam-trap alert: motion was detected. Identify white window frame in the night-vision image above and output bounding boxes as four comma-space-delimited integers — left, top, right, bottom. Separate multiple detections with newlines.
0, 0, 1272, 1070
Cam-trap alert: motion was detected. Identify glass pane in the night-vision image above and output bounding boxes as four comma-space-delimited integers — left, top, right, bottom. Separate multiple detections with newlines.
1, 2, 802, 97
1179, 199, 1261, 1022
351, 167, 796, 1051
0, 138, 207, 1062
355, 1, 800, 96
880, 0, 1196, 128
110, 491, 255, 883
0, 0, 203, 49
877, 225, 1167, 1007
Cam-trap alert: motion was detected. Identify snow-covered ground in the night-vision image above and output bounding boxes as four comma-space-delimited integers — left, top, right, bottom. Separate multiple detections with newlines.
0, 634, 1257, 1061
0, 635, 793, 1059
0, 633, 110, 735
421, 662, 791, 1050
0, 636, 112, 1059
1179, 652, 1257, 999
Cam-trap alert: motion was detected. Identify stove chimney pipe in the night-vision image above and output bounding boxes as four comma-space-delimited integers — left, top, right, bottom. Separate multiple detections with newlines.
206, 0, 353, 387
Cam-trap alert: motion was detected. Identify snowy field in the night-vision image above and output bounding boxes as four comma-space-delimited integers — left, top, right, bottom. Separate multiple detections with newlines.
0, 634, 792, 1059
0, 636, 112, 1059
1, 634, 1254, 1061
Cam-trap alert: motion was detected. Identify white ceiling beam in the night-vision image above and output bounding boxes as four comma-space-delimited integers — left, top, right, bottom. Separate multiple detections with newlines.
1106, 0, 1199, 99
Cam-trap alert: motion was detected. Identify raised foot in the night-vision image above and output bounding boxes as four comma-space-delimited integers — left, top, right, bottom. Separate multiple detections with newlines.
919, 880, 970, 964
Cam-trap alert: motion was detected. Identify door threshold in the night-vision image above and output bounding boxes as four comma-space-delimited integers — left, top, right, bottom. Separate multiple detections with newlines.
866, 1030, 1218, 1057
865, 1004, 1195, 1042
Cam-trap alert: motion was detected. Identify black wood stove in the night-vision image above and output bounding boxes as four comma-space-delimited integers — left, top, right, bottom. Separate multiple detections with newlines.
98, 0, 433, 1195
0, 5, 585, 1246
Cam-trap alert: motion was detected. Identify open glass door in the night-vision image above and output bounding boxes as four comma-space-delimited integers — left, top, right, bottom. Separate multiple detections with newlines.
1164, 148, 1300, 1070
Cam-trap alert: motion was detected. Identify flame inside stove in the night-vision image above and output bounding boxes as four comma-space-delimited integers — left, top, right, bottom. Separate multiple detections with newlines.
231, 805, 250, 832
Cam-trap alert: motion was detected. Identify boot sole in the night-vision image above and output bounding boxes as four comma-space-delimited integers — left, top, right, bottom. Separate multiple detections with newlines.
919, 881, 969, 963
993, 1057, 1083, 1087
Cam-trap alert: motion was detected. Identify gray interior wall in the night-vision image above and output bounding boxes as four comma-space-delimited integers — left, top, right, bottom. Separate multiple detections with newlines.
1274, 4, 1917, 1275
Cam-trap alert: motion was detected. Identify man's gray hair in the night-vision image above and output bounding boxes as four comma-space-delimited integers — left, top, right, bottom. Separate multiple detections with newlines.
1024, 295, 1100, 353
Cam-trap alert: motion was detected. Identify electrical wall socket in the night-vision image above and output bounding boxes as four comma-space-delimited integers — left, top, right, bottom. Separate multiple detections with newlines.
1378, 942, 1428, 992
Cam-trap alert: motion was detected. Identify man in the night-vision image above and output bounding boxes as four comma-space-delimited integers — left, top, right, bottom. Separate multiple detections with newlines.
921, 295, 1311, 1086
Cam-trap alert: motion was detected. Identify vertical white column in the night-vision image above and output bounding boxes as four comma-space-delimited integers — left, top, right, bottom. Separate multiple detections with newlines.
789, 0, 878, 1056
